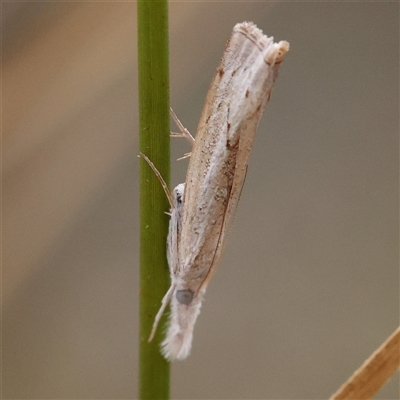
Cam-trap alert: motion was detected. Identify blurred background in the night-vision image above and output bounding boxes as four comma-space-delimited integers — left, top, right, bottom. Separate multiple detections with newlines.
3, 2, 398, 399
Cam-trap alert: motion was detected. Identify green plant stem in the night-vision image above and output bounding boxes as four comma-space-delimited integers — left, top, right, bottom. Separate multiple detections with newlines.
137, 0, 170, 399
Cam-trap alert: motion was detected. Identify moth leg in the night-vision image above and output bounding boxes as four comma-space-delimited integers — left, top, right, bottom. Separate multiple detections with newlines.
176, 152, 192, 161
170, 107, 195, 159
148, 284, 176, 342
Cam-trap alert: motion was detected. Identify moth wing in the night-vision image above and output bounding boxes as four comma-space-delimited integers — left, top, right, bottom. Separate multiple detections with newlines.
199, 119, 257, 288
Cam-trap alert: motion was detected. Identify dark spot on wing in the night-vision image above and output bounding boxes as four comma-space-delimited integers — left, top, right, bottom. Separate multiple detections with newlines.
176, 289, 194, 305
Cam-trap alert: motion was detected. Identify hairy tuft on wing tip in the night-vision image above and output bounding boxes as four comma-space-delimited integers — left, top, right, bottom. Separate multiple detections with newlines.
160, 290, 204, 361
161, 329, 194, 361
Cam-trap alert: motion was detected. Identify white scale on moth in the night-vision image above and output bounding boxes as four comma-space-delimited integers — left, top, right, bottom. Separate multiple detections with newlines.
142, 21, 289, 361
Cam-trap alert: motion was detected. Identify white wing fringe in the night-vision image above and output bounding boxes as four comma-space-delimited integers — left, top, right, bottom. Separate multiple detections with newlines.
161, 289, 205, 361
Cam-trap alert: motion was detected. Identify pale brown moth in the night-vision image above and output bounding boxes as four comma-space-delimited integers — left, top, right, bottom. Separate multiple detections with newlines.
148, 21, 289, 360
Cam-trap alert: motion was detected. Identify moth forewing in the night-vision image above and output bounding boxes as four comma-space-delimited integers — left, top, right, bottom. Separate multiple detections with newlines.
178, 23, 289, 293
210, 46, 288, 285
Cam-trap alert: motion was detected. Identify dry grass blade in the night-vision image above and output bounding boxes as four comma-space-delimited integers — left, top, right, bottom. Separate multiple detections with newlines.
330, 326, 400, 400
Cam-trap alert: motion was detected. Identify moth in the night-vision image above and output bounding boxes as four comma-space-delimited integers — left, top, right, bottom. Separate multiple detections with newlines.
145, 21, 289, 361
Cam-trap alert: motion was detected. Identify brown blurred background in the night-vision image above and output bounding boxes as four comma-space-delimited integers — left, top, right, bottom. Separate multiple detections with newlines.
2, 2, 398, 399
